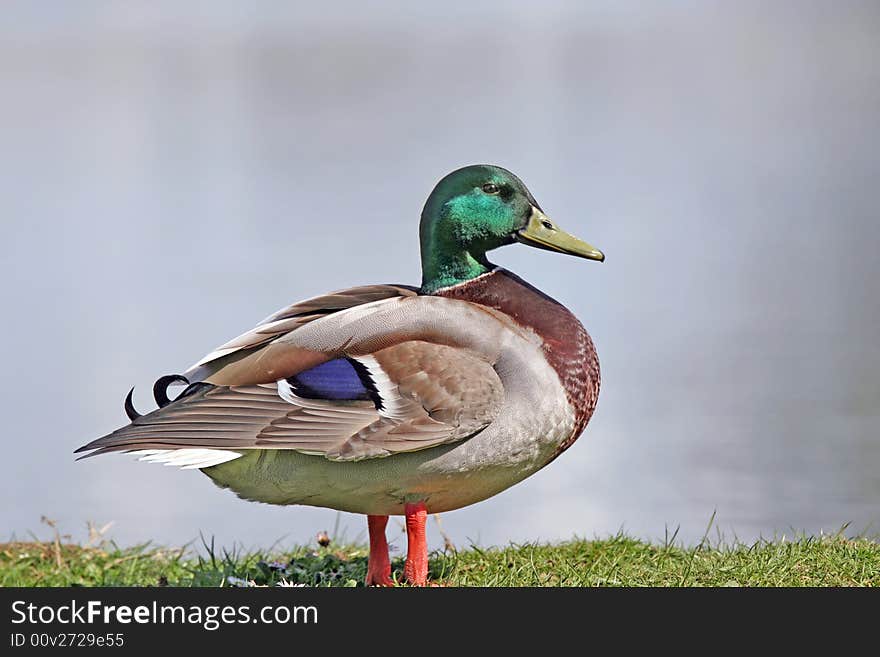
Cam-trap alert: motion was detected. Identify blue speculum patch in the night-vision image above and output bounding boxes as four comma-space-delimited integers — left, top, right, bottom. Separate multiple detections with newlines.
288, 358, 372, 400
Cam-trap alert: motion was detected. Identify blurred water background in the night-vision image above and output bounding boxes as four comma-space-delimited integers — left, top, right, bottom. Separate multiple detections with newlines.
2, 1, 879, 551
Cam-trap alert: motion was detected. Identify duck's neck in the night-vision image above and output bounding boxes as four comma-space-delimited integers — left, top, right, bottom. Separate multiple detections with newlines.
419, 246, 493, 294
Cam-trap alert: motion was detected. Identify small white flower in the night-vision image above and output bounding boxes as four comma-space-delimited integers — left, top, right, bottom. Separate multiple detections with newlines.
226, 576, 257, 588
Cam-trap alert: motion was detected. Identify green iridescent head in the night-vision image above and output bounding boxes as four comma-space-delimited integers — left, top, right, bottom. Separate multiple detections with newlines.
419, 164, 604, 293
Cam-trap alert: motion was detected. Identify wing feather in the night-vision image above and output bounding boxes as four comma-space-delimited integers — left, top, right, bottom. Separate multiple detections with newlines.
188, 284, 418, 377
79, 291, 514, 465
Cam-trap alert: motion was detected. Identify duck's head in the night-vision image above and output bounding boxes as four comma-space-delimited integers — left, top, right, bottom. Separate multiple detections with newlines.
419, 164, 604, 293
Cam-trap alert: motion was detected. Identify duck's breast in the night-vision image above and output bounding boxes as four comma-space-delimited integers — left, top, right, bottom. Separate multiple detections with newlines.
435, 268, 600, 461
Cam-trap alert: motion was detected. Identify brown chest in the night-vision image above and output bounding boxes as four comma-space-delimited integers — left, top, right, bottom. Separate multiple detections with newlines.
434, 269, 600, 457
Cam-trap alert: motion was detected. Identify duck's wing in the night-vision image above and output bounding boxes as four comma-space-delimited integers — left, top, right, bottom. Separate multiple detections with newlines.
186, 284, 419, 383
77, 290, 515, 465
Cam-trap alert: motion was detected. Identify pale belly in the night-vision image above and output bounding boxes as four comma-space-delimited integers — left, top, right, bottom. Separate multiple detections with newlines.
202, 359, 577, 515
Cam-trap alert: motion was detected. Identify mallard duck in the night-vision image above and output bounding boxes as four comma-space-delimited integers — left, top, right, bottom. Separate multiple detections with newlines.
77, 164, 604, 586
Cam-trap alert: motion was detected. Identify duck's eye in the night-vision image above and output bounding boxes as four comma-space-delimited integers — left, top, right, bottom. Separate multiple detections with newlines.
481, 183, 500, 195
541, 220, 554, 230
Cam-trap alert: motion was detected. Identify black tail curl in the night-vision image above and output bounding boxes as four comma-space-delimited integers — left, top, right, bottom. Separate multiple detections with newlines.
124, 374, 208, 421
152, 374, 190, 407
123, 387, 141, 421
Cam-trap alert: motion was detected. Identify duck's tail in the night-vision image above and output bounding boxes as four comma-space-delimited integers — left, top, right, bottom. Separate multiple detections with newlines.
75, 375, 242, 469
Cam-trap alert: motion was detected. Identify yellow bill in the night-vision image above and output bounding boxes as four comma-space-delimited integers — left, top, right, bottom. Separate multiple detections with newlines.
516, 207, 605, 262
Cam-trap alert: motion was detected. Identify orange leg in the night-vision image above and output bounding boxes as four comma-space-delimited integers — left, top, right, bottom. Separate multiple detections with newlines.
365, 515, 394, 586
404, 501, 429, 586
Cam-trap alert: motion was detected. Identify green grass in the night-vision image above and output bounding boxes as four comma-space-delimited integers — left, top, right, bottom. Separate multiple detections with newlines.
3, 532, 878, 587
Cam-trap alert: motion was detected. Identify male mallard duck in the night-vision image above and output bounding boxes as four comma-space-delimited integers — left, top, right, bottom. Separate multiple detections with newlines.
77, 164, 604, 586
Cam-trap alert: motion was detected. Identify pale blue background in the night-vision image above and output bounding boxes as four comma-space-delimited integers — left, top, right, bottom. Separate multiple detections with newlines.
2, 1, 878, 551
